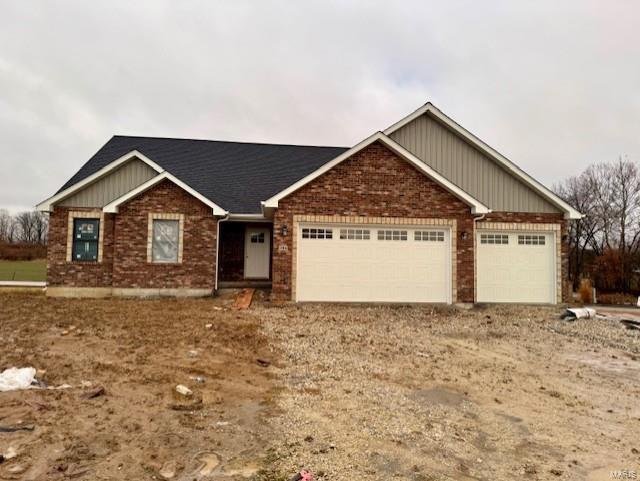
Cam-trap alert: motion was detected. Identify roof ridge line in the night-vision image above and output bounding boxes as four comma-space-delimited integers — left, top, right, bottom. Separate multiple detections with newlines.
111, 134, 349, 150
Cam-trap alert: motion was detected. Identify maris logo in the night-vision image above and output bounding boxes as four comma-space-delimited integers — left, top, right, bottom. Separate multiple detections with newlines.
611, 471, 638, 480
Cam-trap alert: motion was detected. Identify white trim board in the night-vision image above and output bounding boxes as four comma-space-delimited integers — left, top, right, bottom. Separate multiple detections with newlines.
384, 102, 582, 220
103, 172, 227, 215
262, 132, 491, 215
37, 150, 227, 216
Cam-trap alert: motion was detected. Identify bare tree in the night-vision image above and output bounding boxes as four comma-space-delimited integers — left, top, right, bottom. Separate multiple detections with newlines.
0, 209, 12, 242
14, 211, 39, 244
554, 172, 602, 289
33, 212, 48, 245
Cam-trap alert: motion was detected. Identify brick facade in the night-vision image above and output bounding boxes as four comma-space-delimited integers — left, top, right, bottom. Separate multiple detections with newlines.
47, 144, 568, 303
271, 141, 476, 302
47, 180, 217, 292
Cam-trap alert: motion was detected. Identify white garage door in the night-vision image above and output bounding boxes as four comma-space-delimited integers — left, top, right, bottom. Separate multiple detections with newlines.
477, 231, 556, 304
296, 224, 451, 303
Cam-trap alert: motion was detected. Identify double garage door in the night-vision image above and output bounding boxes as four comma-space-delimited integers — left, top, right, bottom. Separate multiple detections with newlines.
476, 231, 556, 304
296, 224, 556, 304
296, 224, 451, 303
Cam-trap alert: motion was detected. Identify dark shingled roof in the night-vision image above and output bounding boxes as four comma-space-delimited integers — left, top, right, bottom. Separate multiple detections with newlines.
59, 136, 349, 213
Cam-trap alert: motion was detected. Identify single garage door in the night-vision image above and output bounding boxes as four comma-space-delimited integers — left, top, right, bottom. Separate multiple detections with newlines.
296, 224, 451, 303
476, 231, 556, 304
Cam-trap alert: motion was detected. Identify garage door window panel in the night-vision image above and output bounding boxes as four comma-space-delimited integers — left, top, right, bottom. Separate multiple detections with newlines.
302, 228, 332, 239
518, 234, 545, 245
480, 233, 509, 245
415, 230, 445, 242
377, 230, 408, 241
340, 229, 370, 240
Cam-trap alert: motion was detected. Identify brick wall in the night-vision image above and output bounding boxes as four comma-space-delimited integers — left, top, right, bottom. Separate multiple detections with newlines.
47, 180, 217, 291
112, 180, 217, 289
272, 141, 476, 302
47, 208, 115, 287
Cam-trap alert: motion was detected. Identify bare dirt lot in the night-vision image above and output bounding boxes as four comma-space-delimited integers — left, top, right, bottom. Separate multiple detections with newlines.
0, 292, 277, 481
1, 294, 639, 481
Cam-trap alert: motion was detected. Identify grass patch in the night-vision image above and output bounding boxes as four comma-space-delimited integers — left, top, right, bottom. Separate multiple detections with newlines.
0, 259, 46, 281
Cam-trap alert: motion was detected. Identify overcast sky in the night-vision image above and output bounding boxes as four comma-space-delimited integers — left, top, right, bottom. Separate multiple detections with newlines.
1, 0, 638, 212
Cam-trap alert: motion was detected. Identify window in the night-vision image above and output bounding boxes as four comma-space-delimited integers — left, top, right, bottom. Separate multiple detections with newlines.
250, 232, 265, 244
302, 228, 333, 239
518, 234, 546, 246
480, 233, 509, 245
377, 230, 408, 241
72, 218, 100, 261
152, 219, 180, 263
415, 230, 445, 242
340, 228, 370, 240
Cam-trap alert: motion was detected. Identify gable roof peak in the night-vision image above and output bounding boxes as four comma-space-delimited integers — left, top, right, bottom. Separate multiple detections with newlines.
384, 103, 582, 219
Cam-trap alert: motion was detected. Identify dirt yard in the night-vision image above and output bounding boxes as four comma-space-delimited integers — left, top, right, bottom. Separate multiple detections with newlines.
0, 292, 277, 481
1, 294, 639, 481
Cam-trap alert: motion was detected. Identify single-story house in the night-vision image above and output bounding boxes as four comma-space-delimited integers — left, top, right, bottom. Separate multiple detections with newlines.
37, 102, 581, 304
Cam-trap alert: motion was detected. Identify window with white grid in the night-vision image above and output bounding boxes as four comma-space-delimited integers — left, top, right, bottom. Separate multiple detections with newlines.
339, 228, 370, 240
415, 230, 445, 242
302, 228, 333, 239
377, 230, 408, 241
480, 233, 509, 245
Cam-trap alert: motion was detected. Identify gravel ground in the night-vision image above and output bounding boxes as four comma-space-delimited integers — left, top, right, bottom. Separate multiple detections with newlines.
256, 304, 640, 481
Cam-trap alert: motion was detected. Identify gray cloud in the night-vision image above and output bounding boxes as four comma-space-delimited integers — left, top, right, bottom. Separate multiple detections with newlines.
1, 0, 638, 211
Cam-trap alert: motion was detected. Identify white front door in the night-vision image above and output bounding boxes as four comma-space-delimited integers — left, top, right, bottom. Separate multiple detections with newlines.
244, 227, 271, 279
296, 224, 451, 303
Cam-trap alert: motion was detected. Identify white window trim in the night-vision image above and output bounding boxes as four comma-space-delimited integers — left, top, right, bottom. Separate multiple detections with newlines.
147, 213, 185, 264
66, 210, 105, 263
383, 103, 583, 220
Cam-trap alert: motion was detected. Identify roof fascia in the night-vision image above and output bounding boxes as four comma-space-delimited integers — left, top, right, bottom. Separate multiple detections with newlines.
384, 103, 583, 219
36, 150, 163, 212
263, 132, 490, 214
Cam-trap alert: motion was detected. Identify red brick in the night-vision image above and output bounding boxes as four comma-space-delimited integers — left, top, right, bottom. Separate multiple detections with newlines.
48, 180, 217, 291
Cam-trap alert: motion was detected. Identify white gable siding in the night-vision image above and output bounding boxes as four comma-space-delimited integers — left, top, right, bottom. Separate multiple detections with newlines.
389, 113, 560, 213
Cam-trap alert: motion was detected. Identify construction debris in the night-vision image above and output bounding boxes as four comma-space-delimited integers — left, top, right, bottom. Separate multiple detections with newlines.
256, 358, 271, 368
233, 288, 255, 309
0, 367, 37, 392
621, 319, 640, 331
0, 425, 35, 433
80, 386, 105, 399
290, 468, 314, 481
561, 308, 597, 321
175, 385, 193, 397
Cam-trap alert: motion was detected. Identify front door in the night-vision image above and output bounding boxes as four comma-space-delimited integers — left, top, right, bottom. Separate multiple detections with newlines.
244, 227, 271, 279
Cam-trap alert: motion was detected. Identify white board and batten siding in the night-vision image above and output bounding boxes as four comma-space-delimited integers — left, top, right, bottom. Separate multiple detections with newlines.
476, 231, 556, 304
296, 223, 452, 303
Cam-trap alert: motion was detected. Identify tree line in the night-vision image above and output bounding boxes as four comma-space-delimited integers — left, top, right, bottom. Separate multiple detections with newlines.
0, 209, 48, 245
554, 156, 640, 294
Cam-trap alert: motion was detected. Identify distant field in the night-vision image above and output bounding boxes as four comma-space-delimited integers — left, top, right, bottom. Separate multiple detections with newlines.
0, 259, 46, 281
